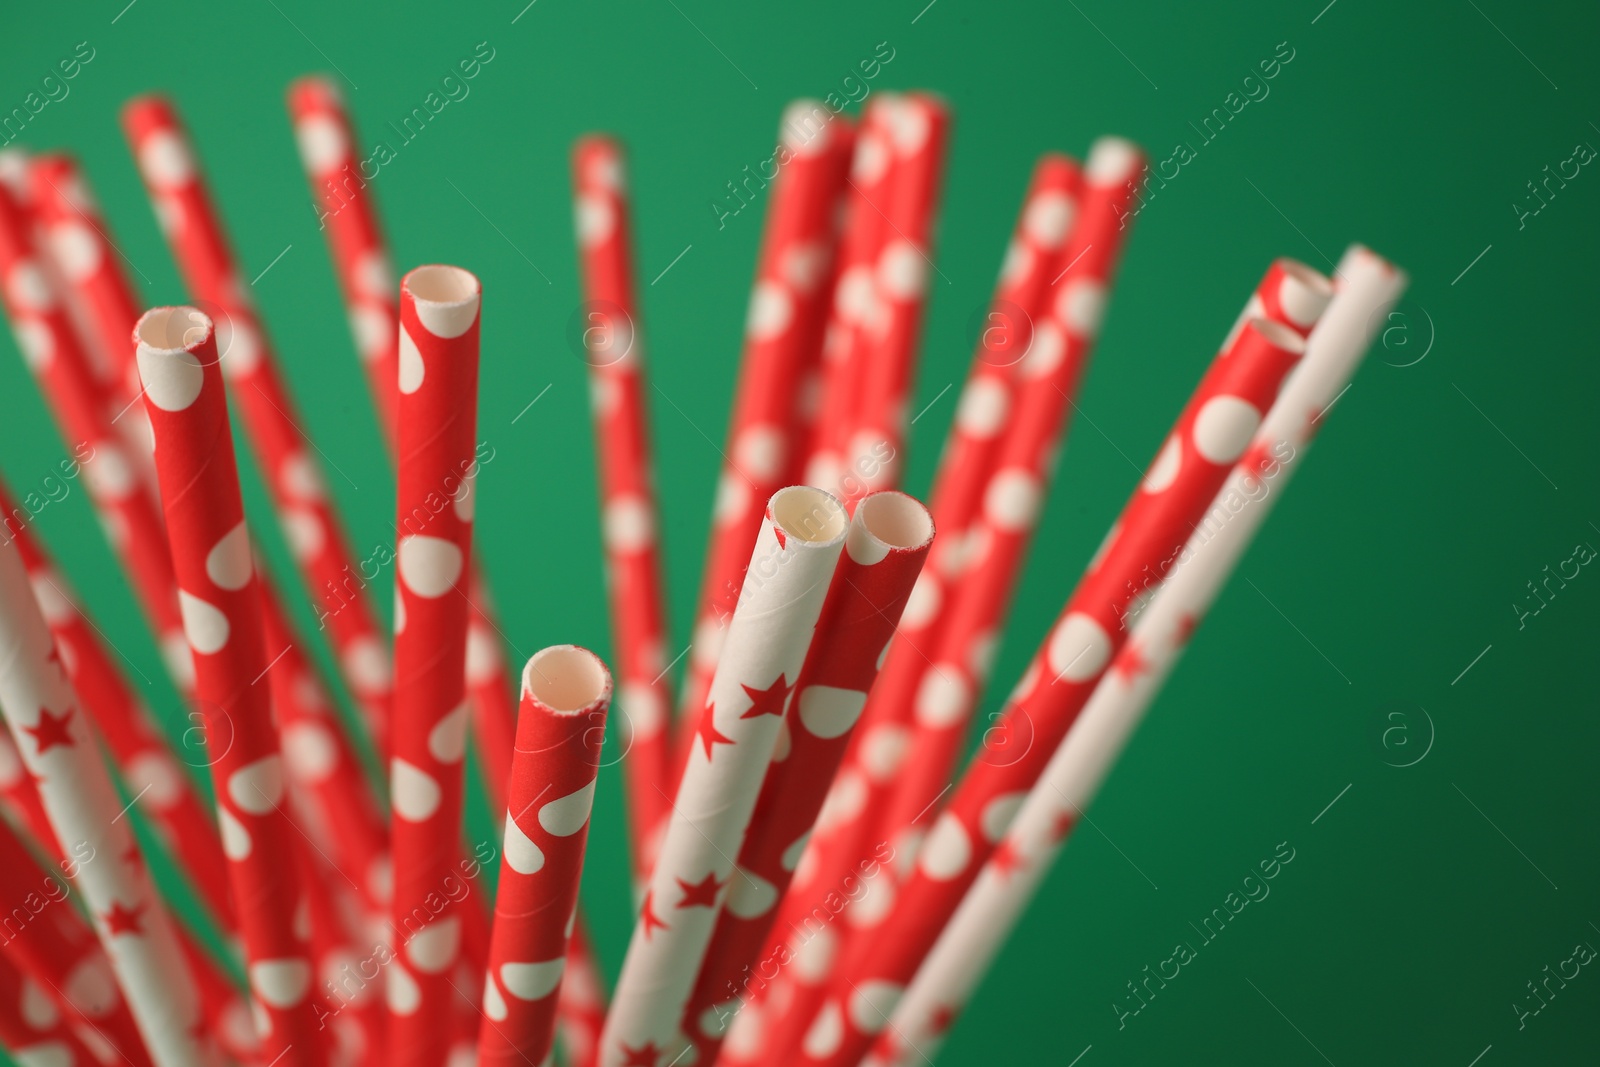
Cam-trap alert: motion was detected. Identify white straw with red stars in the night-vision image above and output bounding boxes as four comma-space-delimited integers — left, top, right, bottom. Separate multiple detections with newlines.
787, 312, 1316, 1067
478, 646, 611, 1066
0, 500, 211, 1066
601, 486, 849, 1067
872, 245, 1408, 1065
384, 264, 482, 1065
571, 134, 676, 882
675, 103, 854, 750
122, 96, 397, 764
682, 490, 934, 1065
136, 305, 329, 1066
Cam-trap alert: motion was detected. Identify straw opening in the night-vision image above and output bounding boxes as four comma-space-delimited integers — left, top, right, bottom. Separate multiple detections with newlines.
1246, 316, 1308, 353
522, 645, 610, 715
405, 264, 479, 306
770, 486, 847, 544
1279, 259, 1335, 298
857, 491, 934, 551
135, 305, 211, 354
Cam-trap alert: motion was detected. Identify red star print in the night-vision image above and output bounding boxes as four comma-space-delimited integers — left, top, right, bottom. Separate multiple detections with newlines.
621, 1041, 663, 1066
24, 706, 76, 755
990, 840, 1024, 878
122, 841, 143, 869
639, 891, 669, 939
1173, 613, 1200, 647
738, 674, 792, 720
694, 710, 736, 759
1049, 810, 1077, 843
929, 1003, 960, 1035
1113, 642, 1153, 682
102, 901, 144, 936
675, 872, 726, 909
1237, 440, 1275, 484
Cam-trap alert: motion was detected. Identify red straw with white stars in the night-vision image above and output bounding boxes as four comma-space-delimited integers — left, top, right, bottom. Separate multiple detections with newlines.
385, 265, 481, 1065
0, 515, 211, 1065
791, 313, 1314, 1067
675, 103, 855, 753
872, 245, 1407, 1065
571, 134, 675, 881
682, 490, 934, 1065
134, 305, 323, 1066
834, 93, 949, 507
122, 96, 396, 764
478, 646, 610, 1066
601, 485, 849, 1067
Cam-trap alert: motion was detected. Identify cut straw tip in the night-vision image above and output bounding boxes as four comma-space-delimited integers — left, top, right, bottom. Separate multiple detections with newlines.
1085, 136, 1144, 186
520, 645, 613, 715
134, 305, 213, 356
848, 490, 935, 565
1244, 315, 1309, 354
767, 485, 848, 548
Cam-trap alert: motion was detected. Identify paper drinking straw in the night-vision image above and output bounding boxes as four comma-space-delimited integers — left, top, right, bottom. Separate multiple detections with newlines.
570, 134, 675, 881
802, 99, 896, 492
122, 95, 395, 761
733, 141, 1138, 1062
0, 951, 103, 1067
0, 814, 163, 1067
385, 265, 481, 1065
833, 94, 949, 508
676, 103, 856, 751
681, 491, 934, 1065
0, 478, 236, 929
600, 486, 849, 1067
791, 313, 1316, 1067
477, 647, 611, 1065
135, 306, 322, 1065
872, 245, 1408, 1065
0, 181, 193, 691
286, 77, 401, 441
557, 919, 607, 1067
877, 254, 1333, 877
283, 81, 526, 818
0, 534, 211, 1066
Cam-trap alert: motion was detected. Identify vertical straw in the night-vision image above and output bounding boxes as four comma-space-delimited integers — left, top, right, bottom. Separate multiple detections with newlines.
0, 515, 211, 1066
792, 311, 1318, 1067
675, 102, 856, 752
873, 246, 1407, 1064
571, 134, 675, 880
386, 265, 481, 1065
681, 491, 934, 1065
135, 305, 321, 1066
477, 646, 611, 1065
122, 95, 395, 761
600, 487, 849, 1067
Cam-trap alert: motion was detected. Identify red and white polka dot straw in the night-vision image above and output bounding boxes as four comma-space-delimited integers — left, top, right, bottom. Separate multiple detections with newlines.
122, 95, 395, 763
134, 306, 322, 1066
794, 314, 1316, 1067
571, 134, 675, 881
283, 78, 527, 819
729, 146, 1116, 1064
286, 77, 401, 440
871, 246, 1407, 1066
0, 522, 212, 1065
385, 265, 481, 1066
477, 646, 610, 1066
675, 103, 855, 752
600, 486, 849, 1067
0, 951, 102, 1067
680, 491, 934, 1065
0, 480, 236, 929
834, 94, 950, 508
802, 98, 895, 493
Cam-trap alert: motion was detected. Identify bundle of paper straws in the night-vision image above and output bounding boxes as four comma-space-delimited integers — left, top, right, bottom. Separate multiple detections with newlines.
0, 80, 1406, 1067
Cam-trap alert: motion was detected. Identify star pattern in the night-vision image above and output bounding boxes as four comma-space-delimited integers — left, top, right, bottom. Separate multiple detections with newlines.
24, 706, 76, 755
1113, 642, 1153, 682
1049, 810, 1077, 843
738, 674, 792, 720
694, 711, 735, 759
675, 871, 726, 909
639, 891, 668, 939
1173, 612, 1200, 647
102, 901, 145, 936
620, 1041, 663, 1066
929, 1004, 959, 1035
990, 839, 1024, 878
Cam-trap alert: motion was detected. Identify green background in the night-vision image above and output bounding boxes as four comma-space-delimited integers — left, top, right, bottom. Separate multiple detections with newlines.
3, 1, 1598, 1063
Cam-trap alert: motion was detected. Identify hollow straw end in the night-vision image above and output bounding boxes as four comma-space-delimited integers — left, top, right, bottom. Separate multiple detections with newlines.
520, 644, 613, 717
1085, 135, 1145, 187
